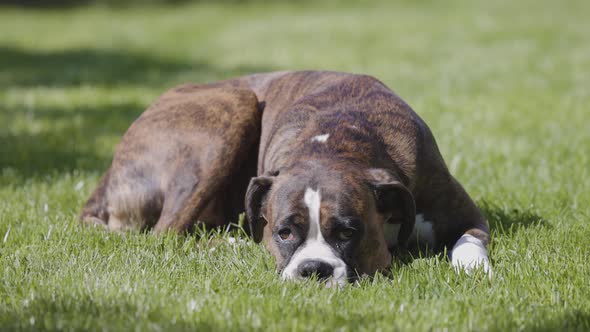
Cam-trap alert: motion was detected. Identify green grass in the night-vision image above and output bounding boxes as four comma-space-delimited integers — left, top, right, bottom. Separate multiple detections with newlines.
1, 0, 589, 330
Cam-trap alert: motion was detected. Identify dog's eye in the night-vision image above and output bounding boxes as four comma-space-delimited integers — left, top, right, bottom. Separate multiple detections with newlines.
337, 228, 355, 241
278, 228, 293, 241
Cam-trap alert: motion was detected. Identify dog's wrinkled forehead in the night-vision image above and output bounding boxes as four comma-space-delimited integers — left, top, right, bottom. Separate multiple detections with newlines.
267, 167, 369, 224
267, 175, 307, 221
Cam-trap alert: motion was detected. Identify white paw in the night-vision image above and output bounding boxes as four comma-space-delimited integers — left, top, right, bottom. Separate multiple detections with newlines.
451, 234, 492, 276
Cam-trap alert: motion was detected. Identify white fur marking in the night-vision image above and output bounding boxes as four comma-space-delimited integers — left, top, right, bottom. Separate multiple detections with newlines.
304, 188, 321, 240
281, 188, 347, 287
451, 234, 491, 275
408, 214, 436, 248
311, 133, 329, 143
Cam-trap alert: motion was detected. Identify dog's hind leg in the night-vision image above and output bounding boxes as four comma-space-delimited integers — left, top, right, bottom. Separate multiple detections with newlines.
104, 167, 164, 232
417, 174, 491, 275
152, 88, 261, 233
79, 167, 111, 228
155, 141, 259, 234
80, 86, 261, 235
153, 170, 225, 233
152, 169, 201, 233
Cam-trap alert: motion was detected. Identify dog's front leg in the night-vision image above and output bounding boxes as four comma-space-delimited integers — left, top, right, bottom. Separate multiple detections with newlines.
450, 227, 491, 275
417, 175, 492, 275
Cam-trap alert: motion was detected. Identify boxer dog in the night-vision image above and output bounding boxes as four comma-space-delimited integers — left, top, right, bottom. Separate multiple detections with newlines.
80, 86, 260, 232
81, 71, 491, 287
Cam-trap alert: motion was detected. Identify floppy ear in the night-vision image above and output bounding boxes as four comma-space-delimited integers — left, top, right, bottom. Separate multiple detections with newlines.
245, 175, 274, 243
368, 169, 416, 247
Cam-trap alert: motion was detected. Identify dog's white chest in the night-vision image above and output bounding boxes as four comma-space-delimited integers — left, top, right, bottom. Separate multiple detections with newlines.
384, 214, 436, 248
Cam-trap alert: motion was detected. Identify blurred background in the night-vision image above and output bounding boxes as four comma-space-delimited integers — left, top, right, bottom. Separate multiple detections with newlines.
2, 0, 206, 6
1, 2, 589, 330
1, 0, 588, 196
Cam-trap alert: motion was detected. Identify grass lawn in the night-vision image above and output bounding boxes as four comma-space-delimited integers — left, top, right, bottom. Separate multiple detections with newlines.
1, 0, 589, 330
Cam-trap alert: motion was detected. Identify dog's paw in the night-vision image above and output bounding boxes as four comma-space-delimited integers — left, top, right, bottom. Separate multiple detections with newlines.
451, 234, 492, 276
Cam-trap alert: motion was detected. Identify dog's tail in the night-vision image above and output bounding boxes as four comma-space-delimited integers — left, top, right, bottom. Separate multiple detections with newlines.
79, 167, 111, 227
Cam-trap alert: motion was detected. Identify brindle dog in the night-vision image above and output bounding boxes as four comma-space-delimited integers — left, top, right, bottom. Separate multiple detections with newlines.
81, 71, 490, 286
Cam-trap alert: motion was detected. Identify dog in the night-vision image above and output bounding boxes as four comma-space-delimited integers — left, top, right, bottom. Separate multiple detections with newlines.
81, 71, 491, 286
80, 86, 260, 232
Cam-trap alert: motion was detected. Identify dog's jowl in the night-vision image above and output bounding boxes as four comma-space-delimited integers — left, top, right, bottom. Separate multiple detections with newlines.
81, 71, 491, 285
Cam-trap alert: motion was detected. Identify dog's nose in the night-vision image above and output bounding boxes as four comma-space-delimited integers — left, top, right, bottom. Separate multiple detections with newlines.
297, 260, 334, 280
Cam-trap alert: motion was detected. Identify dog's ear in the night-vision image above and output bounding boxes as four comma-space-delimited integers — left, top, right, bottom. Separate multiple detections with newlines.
245, 175, 275, 243
368, 168, 416, 247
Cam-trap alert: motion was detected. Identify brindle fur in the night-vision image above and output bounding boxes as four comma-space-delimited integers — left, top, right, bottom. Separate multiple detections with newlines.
80, 85, 260, 232
239, 71, 489, 276
81, 70, 489, 278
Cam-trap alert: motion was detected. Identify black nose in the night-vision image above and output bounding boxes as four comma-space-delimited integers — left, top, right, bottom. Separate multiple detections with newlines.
297, 260, 334, 280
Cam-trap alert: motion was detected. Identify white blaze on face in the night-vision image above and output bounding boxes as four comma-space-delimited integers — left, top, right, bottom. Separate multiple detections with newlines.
281, 188, 347, 287
451, 234, 492, 276
311, 133, 329, 143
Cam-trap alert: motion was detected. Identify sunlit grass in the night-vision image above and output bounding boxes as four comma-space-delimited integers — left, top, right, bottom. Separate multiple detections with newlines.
1, 0, 589, 330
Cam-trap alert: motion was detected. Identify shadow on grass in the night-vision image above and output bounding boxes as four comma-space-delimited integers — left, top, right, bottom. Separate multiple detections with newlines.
521, 309, 590, 332
0, 46, 185, 88
0, 294, 220, 331
0, 102, 143, 183
0, 46, 274, 184
477, 200, 551, 236
0, 46, 270, 88
0, 0, 263, 9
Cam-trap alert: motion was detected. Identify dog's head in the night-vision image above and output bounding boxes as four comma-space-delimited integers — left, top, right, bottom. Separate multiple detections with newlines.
245, 161, 415, 287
